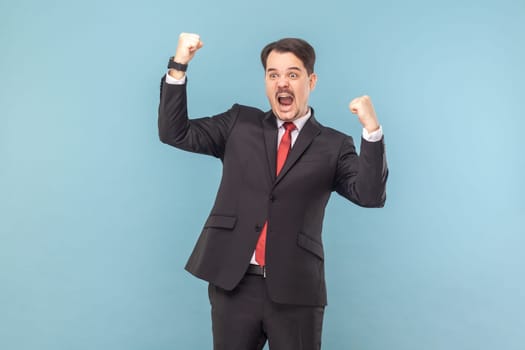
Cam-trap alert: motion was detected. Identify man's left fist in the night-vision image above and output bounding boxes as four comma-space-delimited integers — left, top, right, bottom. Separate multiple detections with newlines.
349, 96, 380, 133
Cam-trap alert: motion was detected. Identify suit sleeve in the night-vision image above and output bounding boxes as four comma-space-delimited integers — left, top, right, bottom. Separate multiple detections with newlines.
158, 75, 238, 159
334, 136, 388, 208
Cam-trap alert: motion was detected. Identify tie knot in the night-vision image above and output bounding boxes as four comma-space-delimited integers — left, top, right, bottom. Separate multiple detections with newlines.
283, 122, 296, 132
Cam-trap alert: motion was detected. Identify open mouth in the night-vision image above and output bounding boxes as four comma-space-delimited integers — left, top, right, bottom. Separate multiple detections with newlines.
277, 92, 294, 107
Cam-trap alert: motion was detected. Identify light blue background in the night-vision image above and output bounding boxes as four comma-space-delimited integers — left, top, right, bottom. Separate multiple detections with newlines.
1, 0, 524, 349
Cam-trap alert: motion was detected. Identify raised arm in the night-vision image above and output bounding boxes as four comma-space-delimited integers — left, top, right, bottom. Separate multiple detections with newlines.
335, 96, 388, 207
158, 33, 236, 159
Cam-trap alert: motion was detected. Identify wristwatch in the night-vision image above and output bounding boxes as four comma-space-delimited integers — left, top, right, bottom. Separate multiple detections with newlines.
168, 57, 188, 72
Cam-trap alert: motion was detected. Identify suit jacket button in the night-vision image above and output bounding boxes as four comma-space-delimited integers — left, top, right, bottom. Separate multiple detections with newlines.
255, 224, 261, 232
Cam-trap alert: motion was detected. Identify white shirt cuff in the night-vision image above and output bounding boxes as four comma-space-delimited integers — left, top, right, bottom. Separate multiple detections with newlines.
362, 125, 383, 142
165, 71, 186, 85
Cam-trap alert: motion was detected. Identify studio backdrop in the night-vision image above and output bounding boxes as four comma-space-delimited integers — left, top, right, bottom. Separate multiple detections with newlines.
1, 0, 524, 349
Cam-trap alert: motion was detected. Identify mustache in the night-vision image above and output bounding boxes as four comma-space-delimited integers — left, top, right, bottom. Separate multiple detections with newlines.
276, 89, 294, 96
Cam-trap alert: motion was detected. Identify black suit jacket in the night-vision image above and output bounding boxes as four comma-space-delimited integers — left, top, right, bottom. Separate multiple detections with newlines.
158, 77, 388, 306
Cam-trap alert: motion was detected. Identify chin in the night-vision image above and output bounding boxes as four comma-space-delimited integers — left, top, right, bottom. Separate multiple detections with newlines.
274, 109, 297, 121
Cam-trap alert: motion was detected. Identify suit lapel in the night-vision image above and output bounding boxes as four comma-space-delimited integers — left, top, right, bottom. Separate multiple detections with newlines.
263, 111, 278, 181
275, 114, 321, 186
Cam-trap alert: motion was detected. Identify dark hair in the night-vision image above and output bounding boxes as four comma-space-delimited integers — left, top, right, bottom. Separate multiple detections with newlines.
260, 38, 316, 75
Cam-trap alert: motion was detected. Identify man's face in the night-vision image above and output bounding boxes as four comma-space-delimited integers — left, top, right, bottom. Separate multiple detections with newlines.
265, 51, 317, 122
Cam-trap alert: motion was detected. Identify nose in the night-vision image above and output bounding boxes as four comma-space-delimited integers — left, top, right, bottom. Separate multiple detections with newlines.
277, 75, 289, 88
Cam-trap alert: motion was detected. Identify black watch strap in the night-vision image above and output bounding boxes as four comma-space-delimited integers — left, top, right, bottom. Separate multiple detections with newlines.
168, 57, 188, 72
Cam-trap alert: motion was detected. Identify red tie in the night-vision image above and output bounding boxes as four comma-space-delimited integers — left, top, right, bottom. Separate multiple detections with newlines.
255, 122, 296, 266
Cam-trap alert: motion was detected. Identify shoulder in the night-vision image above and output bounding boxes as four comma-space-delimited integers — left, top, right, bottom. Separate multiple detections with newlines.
310, 116, 351, 141
226, 104, 267, 125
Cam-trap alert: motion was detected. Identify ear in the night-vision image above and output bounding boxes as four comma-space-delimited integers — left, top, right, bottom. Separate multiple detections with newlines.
309, 73, 318, 91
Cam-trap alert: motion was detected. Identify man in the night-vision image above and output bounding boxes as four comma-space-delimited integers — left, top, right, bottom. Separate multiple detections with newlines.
158, 33, 388, 350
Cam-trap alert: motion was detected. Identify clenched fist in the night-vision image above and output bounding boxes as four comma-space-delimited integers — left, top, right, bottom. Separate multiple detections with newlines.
169, 33, 203, 79
349, 96, 380, 133
174, 33, 203, 64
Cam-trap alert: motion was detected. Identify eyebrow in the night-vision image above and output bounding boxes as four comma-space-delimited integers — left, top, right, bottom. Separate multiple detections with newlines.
266, 67, 303, 72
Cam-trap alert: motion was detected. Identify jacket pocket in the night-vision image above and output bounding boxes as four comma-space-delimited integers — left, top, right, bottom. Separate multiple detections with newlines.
204, 215, 237, 229
297, 232, 324, 260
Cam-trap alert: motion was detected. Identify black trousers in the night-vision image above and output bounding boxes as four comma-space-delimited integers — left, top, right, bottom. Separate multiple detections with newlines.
208, 274, 325, 350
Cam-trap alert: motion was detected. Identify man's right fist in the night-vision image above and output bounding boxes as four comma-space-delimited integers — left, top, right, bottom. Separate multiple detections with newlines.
174, 33, 203, 65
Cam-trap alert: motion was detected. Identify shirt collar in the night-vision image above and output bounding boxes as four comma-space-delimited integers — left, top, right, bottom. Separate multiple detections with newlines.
275, 108, 311, 132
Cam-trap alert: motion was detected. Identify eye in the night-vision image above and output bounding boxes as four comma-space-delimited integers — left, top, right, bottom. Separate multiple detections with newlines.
268, 72, 279, 79
289, 72, 299, 79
